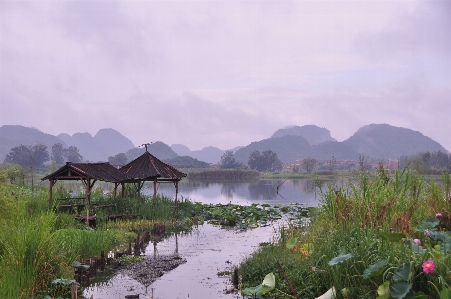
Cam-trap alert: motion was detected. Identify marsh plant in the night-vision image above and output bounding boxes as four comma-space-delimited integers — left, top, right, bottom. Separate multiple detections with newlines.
239, 169, 451, 298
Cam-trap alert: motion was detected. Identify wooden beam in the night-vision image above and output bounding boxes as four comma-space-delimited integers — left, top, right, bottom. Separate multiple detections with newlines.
153, 179, 157, 202
49, 179, 55, 209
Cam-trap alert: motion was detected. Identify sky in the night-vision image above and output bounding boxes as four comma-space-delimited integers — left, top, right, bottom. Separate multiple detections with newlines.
1, 0, 450, 152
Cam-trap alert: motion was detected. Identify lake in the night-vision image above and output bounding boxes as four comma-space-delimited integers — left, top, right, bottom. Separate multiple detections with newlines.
84, 179, 322, 299
148, 178, 322, 207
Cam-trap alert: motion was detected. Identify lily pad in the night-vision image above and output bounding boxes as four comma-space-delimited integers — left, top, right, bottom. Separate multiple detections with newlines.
286, 237, 298, 250
363, 260, 388, 279
328, 253, 353, 266
390, 282, 412, 299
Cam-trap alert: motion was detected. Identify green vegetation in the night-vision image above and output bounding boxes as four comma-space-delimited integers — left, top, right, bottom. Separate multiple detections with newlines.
0, 164, 197, 298
239, 169, 451, 298
163, 155, 210, 168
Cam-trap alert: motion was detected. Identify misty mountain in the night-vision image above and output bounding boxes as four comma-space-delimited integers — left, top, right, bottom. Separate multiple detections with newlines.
170, 144, 245, 164
125, 141, 178, 162
234, 135, 311, 164
271, 125, 337, 145
171, 144, 224, 164
342, 124, 449, 159
0, 125, 66, 162
170, 144, 191, 156
58, 128, 135, 162
234, 123, 449, 163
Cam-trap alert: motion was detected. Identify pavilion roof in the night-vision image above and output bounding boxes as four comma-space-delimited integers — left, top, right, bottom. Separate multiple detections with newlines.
119, 151, 187, 182
41, 162, 130, 183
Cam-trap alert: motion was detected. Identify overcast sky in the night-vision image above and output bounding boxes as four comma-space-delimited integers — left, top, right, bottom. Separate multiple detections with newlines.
1, 0, 450, 151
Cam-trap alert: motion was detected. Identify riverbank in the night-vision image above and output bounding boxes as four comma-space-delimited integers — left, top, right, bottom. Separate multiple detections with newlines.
238, 170, 451, 298
85, 223, 279, 299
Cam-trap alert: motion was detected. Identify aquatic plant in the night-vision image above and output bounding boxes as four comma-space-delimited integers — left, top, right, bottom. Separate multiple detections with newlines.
239, 169, 451, 298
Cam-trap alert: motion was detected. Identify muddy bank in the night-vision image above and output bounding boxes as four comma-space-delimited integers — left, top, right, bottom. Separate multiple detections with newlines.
119, 255, 186, 286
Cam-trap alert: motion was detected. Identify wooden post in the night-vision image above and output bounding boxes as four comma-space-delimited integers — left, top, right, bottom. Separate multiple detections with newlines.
85, 179, 90, 226
121, 182, 125, 197
71, 281, 78, 299
114, 183, 118, 198
153, 179, 157, 202
49, 179, 55, 209
175, 180, 179, 207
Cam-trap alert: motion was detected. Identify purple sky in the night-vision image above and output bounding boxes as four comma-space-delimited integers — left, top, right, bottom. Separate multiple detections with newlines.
1, 1, 450, 151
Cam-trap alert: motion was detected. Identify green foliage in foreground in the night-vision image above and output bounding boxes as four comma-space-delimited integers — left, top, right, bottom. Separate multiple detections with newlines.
0, 179, 195, 298
239, 170, 451, 299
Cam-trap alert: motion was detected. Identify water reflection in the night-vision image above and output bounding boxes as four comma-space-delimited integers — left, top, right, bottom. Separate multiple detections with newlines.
147, 179, 324, 207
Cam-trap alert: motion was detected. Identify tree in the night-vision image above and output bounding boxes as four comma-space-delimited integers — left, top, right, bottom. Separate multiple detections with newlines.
219, 151, 245, 169
51, 143, 65, 165
108, 153, 128, 166
31, 144, 49, 168
4, 144, 49, 167
248, 150, 283, 172
64, 146, 83, 163
328, 156, 337, 172
302, 158, 317, 174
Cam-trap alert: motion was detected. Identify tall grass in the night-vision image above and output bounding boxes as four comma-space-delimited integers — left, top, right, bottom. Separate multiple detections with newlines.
239, 169, 451, 298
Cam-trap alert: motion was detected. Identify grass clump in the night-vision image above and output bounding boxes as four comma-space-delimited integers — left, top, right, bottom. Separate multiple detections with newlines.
239, 169, 451, 298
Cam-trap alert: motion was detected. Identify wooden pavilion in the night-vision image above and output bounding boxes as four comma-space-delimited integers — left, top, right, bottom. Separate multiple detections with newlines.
41, 149, 187, 224
119, 150, 187, 202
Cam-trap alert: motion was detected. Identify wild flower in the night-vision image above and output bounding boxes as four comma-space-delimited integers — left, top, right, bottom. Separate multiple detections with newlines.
422, 260, 435, 274
436, 213, 442, 218
424, 229, 431, 236
414, 239, 421, 245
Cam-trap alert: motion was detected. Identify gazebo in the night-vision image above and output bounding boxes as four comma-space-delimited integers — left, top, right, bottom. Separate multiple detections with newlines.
41, 148, 187, 224
119, 150, 187, 202
41, 162, 130, 224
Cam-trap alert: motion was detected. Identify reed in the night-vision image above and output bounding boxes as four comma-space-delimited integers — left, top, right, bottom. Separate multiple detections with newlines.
239, 169, 451, 298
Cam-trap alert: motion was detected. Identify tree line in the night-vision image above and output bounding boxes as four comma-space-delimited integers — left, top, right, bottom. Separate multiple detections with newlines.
219, 150, 283, 172
399, 150, 451, 173
3, 143, 83, 167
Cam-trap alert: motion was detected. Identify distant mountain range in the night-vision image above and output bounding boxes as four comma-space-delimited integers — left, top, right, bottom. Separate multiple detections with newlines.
0, 124, 448, 165
234, 124, 448, 163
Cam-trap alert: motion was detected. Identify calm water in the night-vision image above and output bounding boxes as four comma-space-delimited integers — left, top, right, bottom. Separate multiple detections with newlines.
146, 179, 322, 207
85, 179, 322, 299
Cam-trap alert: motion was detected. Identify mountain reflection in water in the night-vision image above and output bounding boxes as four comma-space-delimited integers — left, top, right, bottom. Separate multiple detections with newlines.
144, 179, 323, 207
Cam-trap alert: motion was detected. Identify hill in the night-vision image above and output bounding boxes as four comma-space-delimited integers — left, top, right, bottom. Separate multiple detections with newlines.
163, 156, 210, 169
342, 124, 449, 159
58, 128, 135, 162
234, 135, 311, 164
234, 124, 449, 163
271, 125, 337, 145
0, 125, 66, 162
125, 141, 178, 162
171, 144, 244, 163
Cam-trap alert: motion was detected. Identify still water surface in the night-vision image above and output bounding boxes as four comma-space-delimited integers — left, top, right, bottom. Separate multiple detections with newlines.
84, 179, 322, 299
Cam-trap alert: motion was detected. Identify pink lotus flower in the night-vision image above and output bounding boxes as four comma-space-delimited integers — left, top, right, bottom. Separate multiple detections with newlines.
424, 230, 431, 236
422, 260, 435, 274
414, 239, 421, 245
436, 213, 442, 218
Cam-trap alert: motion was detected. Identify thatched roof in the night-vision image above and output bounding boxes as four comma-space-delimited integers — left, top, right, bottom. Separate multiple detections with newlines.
120, 151, 186, 182
41, 162, 129, 182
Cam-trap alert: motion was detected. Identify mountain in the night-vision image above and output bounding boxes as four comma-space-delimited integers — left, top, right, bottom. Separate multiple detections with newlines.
0, 125, 66, 162
170, 144, 191, 156
188, 146, 225, 164
234, 135, 311, 164
125, 141, 178, 162
171, 144, 225, 164
342, 124, 449, 159
58, 128, 134, 162
271, 125, 336, 145
234, 123, 448, 163
171, 144, 245, 164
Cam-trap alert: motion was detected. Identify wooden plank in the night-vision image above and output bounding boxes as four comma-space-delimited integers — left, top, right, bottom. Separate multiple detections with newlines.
57, 197, 86, 201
